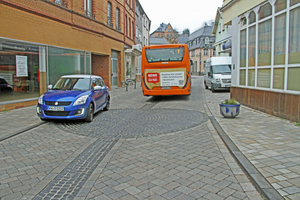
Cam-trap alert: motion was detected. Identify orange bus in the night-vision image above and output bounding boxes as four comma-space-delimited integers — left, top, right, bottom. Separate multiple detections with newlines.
141, 44, 191, 96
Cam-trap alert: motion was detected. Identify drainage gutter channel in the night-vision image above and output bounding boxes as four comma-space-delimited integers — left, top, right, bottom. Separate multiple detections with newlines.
209, 116, 284, 200
0, 122, 46, 142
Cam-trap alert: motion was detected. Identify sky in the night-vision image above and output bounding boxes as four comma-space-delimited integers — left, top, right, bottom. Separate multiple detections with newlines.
138, 0, 224, 34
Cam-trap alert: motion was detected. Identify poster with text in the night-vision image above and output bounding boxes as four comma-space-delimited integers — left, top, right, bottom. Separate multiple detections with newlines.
16, 55, 28, 77
160, 71, 184, 86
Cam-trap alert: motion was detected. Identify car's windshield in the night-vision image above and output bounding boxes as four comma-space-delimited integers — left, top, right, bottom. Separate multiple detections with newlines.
145, 47, 184, 63
212, 65, 231, 74
0, 78, 8, 84
53, 78, 91, 91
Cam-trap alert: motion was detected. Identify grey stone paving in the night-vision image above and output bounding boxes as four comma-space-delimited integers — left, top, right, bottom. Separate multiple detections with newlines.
3, 76, 299, 199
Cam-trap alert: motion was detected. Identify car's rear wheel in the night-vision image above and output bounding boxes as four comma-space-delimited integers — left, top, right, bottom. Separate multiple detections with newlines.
85, 103, 94, 122
103, 96, 110, 111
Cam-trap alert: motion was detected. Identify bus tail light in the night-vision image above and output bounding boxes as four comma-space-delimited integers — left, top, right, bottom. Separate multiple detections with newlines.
183, 75, 190, 89
142, 78, 149, 90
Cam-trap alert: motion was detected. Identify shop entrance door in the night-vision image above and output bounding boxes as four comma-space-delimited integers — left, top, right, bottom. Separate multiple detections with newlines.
111, 58, 118, 87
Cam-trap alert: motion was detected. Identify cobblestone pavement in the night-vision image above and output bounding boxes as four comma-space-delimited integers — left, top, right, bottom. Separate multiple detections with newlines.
0, 76, 297, 199
202, 84, 300, 200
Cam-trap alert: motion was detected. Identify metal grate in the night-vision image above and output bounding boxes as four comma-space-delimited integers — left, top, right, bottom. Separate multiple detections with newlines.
44, 111, 71, 116
45, 101, 72, 106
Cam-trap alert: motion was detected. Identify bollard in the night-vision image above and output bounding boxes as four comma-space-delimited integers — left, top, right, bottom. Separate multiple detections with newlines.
134, 79, 136, 89
126, 81, 128, 92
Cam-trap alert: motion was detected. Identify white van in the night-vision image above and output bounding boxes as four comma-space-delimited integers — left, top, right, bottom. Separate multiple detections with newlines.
204, 57, 232, 92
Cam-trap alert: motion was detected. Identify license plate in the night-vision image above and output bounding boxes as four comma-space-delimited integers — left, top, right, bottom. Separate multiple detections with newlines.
49, 106, 64, 111
225, 85, 231, 87
161, 86, 171, 89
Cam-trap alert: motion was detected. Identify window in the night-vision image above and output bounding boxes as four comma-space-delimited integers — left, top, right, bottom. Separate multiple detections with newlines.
204, 49, 208, 56
273, 68, 285, 89
274, 13, 286, 65
258, 19, 272, 66
257, 68, 271, 88
248, 69, 255, 86
248, 26, 256, 66
205, 37, 209, 44
54, 0, 62, 4
259, 3, 272, 20
289, 7, 300, 64
287, 67, 300, 91
249, 11, 256, 24
240, 69, 246, 85
275, 0, 286, 13
240, 29, 247, 67
107, 2, 112, 26
291, 0, 300, 6
129, 18, 131, 38
116, 8, 120, 30
84, 0, 93, 17
125, 16, 127, 36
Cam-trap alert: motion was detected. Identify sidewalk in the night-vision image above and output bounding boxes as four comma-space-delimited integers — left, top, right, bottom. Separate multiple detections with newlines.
0, 82, 299, 199
203, 87, 300, 200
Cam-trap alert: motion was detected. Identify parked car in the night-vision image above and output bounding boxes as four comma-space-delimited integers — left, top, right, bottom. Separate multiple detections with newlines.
37, 75, 110, 122
0, 76, 13, 93
204, 57, 232, 92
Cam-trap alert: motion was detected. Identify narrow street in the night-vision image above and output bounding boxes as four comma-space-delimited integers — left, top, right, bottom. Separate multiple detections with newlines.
0, 76, 266, 200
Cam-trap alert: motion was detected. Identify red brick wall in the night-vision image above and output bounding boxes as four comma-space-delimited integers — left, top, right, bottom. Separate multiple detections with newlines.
92, 55, 110, 88
231, 87, 300, 123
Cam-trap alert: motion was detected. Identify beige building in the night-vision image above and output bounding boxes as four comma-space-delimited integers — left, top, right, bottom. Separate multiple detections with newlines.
150, 23, 178, 44
221, 0, 300, 122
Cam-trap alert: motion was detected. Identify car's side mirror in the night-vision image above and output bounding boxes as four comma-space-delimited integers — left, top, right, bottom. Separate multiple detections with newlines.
94, 86, 103, 90
48, 85, 53, 90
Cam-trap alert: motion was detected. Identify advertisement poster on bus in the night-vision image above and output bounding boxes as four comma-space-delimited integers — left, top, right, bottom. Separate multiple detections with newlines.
160, 71, 184, 86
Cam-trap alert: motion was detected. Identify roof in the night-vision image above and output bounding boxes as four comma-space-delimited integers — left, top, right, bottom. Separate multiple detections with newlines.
149, 37, 170, 45
188, 24, 215, 50
178, 34, 189, 44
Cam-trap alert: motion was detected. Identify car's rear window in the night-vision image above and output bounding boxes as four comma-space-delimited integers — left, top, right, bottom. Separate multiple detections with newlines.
145, 47, 185, 63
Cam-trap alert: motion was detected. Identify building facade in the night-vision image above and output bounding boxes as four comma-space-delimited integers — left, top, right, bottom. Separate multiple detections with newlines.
133, 0, 150, 82
0, 0, 137, 111
221, 0, 300, 122
187, 24, 215, 75
150, 23, 178, 44
212, 7, 232, 56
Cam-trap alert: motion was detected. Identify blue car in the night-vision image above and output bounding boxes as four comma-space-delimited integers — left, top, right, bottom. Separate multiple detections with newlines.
37, 75, 110, 122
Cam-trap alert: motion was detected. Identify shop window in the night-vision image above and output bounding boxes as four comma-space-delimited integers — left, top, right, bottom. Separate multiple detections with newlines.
273, 68, 285, 89
240, 69, 246, 85
289, 7, 300, 64
48, 47, 85, 86
257, 68, 271, 88
0, 40, 40, 102
249, 11, 256, 24
291, 0, 300, 6
240, 29, 247, 67
275, 0, 286, 13
248, 26, 256, 67
248, 69, 255, 86
259, 3, 272, 20
274, 13, 286, 65
287, 67, 300, 91
258, 19, 272, 66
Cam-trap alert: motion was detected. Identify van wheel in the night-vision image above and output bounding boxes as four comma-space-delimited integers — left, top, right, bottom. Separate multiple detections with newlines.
211, 85, 215, 93
204, 82, 208, 89
85, 103, 94, 122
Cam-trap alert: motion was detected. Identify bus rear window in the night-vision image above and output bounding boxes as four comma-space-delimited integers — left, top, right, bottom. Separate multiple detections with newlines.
145, 47, 184, 63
